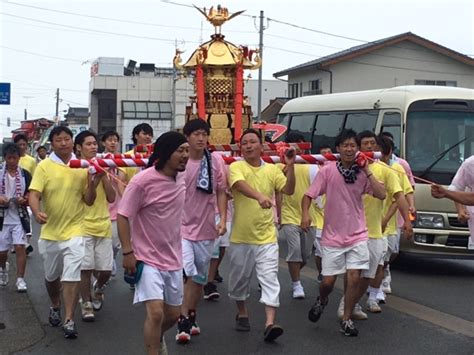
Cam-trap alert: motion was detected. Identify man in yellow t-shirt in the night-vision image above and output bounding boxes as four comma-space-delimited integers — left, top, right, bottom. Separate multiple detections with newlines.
29, 126, 100, 339
124, 123, 153, 182
276, 133, 323, 300
14, 134, 36, 177
74, 131, 115, 323
380, 136, 414, 295
355, 132, 413, 314
228, 129, 295, 343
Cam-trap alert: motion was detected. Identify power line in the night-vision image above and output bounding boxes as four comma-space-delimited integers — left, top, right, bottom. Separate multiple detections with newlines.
0, 12, 184, 44
1, 45, 83, 63
267, 17, 367, 43
5, 1, 256, 34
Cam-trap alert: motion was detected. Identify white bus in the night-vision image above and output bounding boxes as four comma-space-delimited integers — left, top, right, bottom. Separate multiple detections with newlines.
277, 85, 474, 259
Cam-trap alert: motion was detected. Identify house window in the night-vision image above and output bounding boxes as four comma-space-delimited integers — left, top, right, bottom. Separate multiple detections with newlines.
289, 83, 299, 98
309, 80, 320, 91
122, 101, 172, 120
415, 80, 457, 87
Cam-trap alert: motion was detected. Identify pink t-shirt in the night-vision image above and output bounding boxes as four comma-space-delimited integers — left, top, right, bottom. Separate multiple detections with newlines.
305, 161, 372, 248
449, 156, 474, 240
393, 156, 415, 187
108, 169, 123, 221
181, 152, 227, 241
118, 168, 186, 271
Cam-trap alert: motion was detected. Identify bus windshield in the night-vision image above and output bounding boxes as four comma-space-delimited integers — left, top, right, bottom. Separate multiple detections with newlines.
406, 110, 474, 185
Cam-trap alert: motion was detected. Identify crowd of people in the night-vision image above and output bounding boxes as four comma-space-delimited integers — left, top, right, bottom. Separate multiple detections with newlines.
0, 120, 471, 355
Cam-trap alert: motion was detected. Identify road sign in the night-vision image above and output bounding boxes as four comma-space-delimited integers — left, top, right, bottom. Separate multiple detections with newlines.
0, 83, 11, 105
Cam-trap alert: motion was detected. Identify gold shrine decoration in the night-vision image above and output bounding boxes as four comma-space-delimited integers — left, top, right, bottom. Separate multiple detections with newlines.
193, 5, 245, 34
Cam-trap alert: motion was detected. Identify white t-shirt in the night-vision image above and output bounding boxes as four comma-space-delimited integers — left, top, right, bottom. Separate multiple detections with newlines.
4, 173, 20, 225
449, 156, 474, 249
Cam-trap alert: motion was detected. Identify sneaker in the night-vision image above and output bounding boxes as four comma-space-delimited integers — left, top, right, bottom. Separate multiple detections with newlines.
308, 297, 327, 323
292, 284, 305, 299
159, 337, 168, 355
337, 297, 345, 319
235, 314, 250, 332
63, 319, 78, 339
263, 324, 284, 342
81, 301, 95, 322
340, 319, 358, 337
203, 283, 220, 301
16, 278, 27, 292
381, 279, 392, 294
25, 244, 34, 256
376, 289, 386, 304
366, 299, 382, 313
48, 307, 62, 327
352, 303, 368, 320
316, 274, 323, 283
188, 311, 200, 336
0, 267, 8, 286
92, 281, 105, 311
214, 270, 223, 283
175, 316, 191, 344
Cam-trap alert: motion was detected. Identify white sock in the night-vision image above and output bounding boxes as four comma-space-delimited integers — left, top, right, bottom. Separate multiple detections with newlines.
292, 281, 302, 288
368, 286, 379, 300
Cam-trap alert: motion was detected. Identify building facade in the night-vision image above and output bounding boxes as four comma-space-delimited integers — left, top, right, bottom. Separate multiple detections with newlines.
89, 57, 194, 150
274, 32, 474, 98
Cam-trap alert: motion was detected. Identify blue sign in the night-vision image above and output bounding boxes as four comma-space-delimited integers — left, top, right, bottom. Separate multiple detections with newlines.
0, 83, 11, 105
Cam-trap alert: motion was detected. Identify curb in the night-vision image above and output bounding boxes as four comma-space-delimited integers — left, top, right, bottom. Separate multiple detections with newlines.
0, 260, 45, 355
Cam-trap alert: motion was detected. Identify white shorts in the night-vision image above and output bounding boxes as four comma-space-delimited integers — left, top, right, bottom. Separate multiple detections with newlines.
133, 264, 183, 306
0, 224, 27, 251
280, 225, 316, 263
182, 239, 215, 285
212, 221, 232, 259
38, 237, 85, 282
228, 242, 280, 307
321, 240, 369, 276
384, 230, 401, 262
111, 220, 121, 251
81, 236, 113, 271
362, 238, 387, 279
313, 229, 322, 257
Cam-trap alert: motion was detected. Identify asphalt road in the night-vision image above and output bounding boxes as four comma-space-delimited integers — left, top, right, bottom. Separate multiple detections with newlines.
5, 231, 473, 355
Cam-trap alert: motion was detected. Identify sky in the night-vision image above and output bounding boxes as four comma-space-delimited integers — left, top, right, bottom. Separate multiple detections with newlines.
0, 0, 473, 139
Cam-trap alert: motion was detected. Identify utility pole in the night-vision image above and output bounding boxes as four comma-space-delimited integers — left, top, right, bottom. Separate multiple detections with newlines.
171, 40, 177, 130
55, 88, 60, 123
257, 10, 264, 121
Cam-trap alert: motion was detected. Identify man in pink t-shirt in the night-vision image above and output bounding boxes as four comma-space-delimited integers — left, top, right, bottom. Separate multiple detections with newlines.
301, 129, 386, 337
176, 119, 228, 345
117, 131, 189, 355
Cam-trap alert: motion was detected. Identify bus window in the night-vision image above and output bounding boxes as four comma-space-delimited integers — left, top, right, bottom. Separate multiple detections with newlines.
380, 112, 402, 156
312, 113, 345, 153
344, 111, 378, 134
276, 114, 290, 141
288, 114, 316, 142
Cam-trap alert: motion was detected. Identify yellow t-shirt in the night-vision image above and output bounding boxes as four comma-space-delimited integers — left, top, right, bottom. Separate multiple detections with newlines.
383, 162, 414, 236
29, 159, 88, 241
364, 162, 402, 239
84, 182, 112, 237
124, 149, 140, 182
230, 161, 287, 244
278, 164, 323, 228
20, 155, 36, 176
